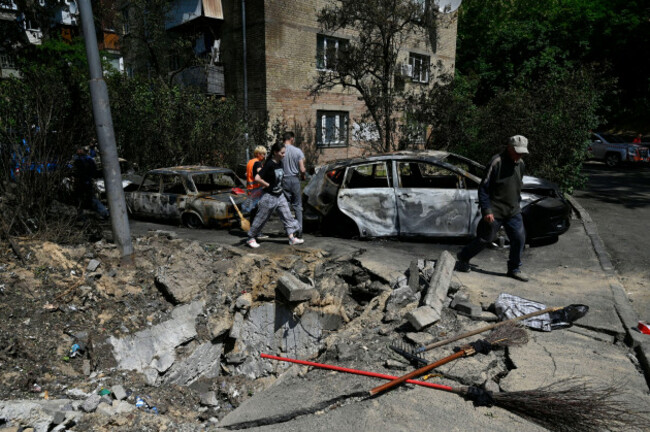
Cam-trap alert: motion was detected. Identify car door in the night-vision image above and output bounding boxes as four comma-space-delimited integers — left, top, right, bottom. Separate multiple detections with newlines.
394, 160, 473, 237
128, 173, 162, 218
159, 174, 187, 221
337, 161, 398, 237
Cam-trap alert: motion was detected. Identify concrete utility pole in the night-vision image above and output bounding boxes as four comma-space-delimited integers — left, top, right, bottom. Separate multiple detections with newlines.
78, 0, 133, 258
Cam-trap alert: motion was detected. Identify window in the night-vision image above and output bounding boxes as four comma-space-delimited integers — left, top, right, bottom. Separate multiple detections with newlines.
317, 111, 348, 148
317, 35, 347, 71
345, 162, 391, 189
409, 53, 430, 83
122, 8, 130, 34
139, 174, 161, 192
397, 161, 460, 189
0, 54, 15, 69
161, 175, 186, 194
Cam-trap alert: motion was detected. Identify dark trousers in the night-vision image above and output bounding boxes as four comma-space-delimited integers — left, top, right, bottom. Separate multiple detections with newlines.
459, 213, 525, 272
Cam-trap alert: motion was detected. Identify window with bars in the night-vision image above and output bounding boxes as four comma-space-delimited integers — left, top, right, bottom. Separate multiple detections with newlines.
317, 111, 349, 148
316, 35, 348, 71
409, 53, 430, 83
0, 54, 16, 69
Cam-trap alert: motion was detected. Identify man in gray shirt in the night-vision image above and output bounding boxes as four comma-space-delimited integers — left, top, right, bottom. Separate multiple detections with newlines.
281, 131, 306, 237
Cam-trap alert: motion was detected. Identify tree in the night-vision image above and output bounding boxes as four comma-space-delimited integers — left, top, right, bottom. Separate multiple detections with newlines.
456, 0, 650, 130
117, 0, 199, 82
311, 0, 437, 152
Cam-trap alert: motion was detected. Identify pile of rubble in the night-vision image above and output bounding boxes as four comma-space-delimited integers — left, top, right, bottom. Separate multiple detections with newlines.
0, 232, 514, 431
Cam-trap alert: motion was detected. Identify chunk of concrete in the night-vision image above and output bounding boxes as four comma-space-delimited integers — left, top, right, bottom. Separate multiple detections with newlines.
81, 394, 101, 412
235, 293, 253, 310
200, 391, 220, 407
108, 301, 204, 373
406, 306, 441, 331
422, 250, 455, 311
209, 313, 233, 339
164, 342, 223, 386
408, 260, 419, 293
277, 273, 316, 302
229, 311, 245, 339
111, 385, 127, 401
87, 259, 101, 272
154, 241, 215, 304
452, 300, 482, 318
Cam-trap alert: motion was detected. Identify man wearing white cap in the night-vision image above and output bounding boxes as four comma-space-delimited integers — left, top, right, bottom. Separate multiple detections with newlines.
457, 135, 529, 281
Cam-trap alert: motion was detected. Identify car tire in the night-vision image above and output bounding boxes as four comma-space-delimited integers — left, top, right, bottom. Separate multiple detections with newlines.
183, 213, 203, 229
605, 153, 621, 167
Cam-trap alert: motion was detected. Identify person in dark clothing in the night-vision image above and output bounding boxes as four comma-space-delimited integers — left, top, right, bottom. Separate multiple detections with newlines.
457, 135, 529, 282
73, 146, 108, 219
246, 141, 303, 248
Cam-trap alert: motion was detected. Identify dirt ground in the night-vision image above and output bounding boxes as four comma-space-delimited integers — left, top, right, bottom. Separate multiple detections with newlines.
1, 230, 460, 431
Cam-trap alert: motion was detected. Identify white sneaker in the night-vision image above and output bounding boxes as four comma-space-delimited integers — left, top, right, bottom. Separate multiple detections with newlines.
289, 237, 304, 245
246, 238, 260, 248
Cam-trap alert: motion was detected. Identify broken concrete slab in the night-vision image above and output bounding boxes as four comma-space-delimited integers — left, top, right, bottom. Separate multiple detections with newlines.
164, 342, 223, 386
108, 301, 204, 373
406, 305, 441, 331
218, 365, 546, 432
208, 313, 233, 339
0, 400, 78, 432
500, 330, 650, 402
154, 241, 215, 304
229, 311, 245, 339
277, 273, 316, 302
80, 394, 101, 413
233, 302, 323, 379
422, 250, 455, 313
200, 391, 219, 407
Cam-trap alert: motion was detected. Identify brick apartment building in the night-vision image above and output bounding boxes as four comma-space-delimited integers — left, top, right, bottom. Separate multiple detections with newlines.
217, 0, 458, 164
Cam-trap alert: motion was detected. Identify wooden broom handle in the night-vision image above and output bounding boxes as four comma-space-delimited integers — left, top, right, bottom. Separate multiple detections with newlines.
369, 349, 466, 396
229, 196, 245, 219
419, 306, 563, 353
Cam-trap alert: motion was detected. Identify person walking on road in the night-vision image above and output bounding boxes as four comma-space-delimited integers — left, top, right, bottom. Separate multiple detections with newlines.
281, 131, 306, 238
246, 141, 303, 248
457, 135, 529, 282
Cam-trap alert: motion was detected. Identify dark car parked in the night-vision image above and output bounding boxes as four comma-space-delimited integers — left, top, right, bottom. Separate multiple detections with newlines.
303, 151, 570, 242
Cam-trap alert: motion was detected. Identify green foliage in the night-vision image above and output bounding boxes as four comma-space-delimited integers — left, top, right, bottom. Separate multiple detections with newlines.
411, 68, 602, 191
457, 0, 650, 130
107, 76, 247, 170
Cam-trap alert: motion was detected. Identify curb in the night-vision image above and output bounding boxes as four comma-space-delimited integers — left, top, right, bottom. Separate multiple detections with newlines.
567, 195, 650, 388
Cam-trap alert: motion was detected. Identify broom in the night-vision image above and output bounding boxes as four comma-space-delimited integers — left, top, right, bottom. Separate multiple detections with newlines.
371, 322, 528, 396
261, 354, 650, 432
229, 196, 251, 231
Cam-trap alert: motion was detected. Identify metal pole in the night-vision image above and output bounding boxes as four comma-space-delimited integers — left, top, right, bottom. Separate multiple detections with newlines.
241, 0, 248, 121
78, 0, 133, 258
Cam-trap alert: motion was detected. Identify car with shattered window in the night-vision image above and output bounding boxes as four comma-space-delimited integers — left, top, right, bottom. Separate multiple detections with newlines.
124, 166, 250, 228
303, 151, 571, 242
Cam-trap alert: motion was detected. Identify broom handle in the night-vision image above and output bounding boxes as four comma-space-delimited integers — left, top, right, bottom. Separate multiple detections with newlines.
260, 353, 454, 392
229, 196, 245, 219
369, 349, 466, 396
418, 306, 563, 353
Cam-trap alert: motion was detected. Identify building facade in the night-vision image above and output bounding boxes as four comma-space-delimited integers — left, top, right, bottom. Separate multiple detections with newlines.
219, 0, 458, 163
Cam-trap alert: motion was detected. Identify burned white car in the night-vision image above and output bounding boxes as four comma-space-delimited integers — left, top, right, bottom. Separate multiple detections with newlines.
303, 151, 571, 242
125, 166, 250, 228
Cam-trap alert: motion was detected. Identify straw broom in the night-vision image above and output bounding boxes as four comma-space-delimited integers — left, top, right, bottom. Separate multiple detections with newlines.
261, 355, 650, 432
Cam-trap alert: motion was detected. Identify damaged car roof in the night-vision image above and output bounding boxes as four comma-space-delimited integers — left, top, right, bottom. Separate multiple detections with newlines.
148, 165, 237, 175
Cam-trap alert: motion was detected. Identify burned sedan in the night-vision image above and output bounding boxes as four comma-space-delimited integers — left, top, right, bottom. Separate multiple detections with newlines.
303, 151, 570, 242
125, 166, 250, 228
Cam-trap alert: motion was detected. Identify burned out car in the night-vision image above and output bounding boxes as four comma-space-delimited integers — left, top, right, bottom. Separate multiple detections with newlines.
303, 151, 571, 242
124, 166, 249, 228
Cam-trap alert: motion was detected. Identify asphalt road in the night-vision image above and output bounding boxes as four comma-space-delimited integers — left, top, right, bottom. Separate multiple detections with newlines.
573, 161, 650, 319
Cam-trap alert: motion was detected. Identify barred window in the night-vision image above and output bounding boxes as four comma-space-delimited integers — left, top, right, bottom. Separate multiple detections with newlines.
317, 111, 349, 148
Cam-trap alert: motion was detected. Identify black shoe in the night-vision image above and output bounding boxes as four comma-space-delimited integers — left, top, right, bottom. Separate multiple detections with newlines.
507, 270, 529, 282
456, 253, 471, 272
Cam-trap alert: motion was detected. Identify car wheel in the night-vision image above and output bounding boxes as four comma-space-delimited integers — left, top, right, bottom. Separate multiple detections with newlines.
183, 213, 203, 229
605, 153, 620, 167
